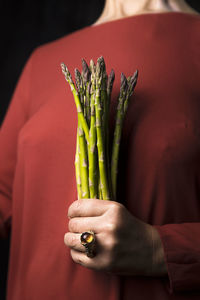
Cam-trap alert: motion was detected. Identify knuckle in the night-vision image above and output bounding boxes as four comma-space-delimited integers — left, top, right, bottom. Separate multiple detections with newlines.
114, 202, 124, 214
110, 203, 124, 224
105, 221, 117, 234
109, 202, 119, 212
109, 202, 123, 216
68, 200, 82, 217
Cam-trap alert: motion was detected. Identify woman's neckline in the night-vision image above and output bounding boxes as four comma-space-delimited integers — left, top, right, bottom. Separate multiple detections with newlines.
89, 11, 200, 29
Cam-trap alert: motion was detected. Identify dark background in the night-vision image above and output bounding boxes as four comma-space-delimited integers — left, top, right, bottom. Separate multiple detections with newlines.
0, 1, 199, 299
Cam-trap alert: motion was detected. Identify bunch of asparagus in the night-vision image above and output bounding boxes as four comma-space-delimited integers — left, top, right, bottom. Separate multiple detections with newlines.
61, 57, 138, 201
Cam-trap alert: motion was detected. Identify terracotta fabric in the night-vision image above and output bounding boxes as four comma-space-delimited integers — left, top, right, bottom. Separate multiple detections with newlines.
0, 12, 200, 300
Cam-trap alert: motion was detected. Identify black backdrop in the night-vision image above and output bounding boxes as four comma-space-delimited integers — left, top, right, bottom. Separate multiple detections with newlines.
0, 1, 199, 299
0, 0, 105, 124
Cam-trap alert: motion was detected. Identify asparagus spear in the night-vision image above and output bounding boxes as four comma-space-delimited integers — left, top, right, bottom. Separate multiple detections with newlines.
86, 82, 91, 125
95, 57, 110, 200
82, 59, 91, 125
74, 68, 88, 199
111, 71, 138, 200
88, 74, 98, 198
100, 57, 108, 143
106, 69, 115, 199
75, 131, 82, 199
111, 73, 128, 200
75, 68, 84, 106
78, 125, 90, 198
107, 69, 115, 103
98, 178, 103, 200
99, 57, 113, 198
61, 58, 138, 202
61, 63, 89, 143
82, 58, 91, 85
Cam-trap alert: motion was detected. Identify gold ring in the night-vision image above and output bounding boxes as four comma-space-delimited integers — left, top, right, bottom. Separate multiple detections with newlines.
80, 231, 96, 258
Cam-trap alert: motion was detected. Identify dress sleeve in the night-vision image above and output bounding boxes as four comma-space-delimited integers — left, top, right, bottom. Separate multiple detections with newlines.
153, 223, 200, 294
0, 52, 34, 239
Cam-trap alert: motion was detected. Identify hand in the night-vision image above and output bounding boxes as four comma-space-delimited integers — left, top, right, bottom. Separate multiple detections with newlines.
64, 199, 167, 277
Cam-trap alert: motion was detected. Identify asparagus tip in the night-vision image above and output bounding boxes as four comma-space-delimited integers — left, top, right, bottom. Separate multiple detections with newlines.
80, 59, 91, 86
97, 56, 106, 73
130, 69, 139, 91
74, 68, 81, 76
120, 73, 127, 91
74, 68, 82, 91
96, 57, 103, 79
60, 63, 73, 83
81, 58, 87, 65
82, 58, 90, 73
90, 59, 94, 66
97, 55, 104, 63
60, 62, 67, 74
133, 69, 139, 81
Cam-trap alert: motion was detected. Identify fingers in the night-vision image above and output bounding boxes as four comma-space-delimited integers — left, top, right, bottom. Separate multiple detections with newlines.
68, 216, 102, 233
68, 199, 111, 218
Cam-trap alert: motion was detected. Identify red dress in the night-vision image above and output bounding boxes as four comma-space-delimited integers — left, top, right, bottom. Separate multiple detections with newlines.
0, 12, 200, 300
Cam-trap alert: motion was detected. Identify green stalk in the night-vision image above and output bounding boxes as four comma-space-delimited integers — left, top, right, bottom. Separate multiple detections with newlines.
82, 58, 91, 85
85, 82, 91, 125
89, 59, 99, 198
75, 128, 82, 199
100, 59, 111, 197
107, 69, 115, 103
111, 73, 128, 200
78, 124, 90, 198
88, 87, 98, 198
100, 57, 107, 143
111, 71, 138, 200
75, 68, 84, 105
98, 178, 103, 200
61, 63, 89, 142
95, 57, 110, 200
82, 59, 91, 125
106, 69, 115, 199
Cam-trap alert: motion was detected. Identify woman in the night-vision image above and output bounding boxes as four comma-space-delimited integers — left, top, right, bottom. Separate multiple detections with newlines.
0, 0, 200, 299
